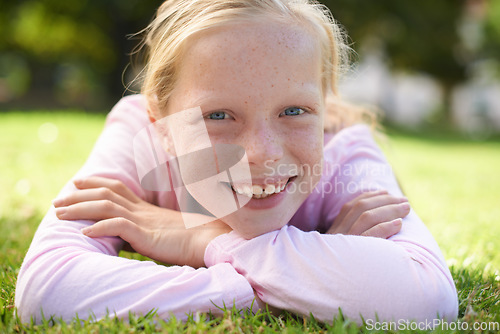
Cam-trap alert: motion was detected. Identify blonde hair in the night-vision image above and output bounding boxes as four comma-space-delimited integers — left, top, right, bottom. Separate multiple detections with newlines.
137, 0, 376, 133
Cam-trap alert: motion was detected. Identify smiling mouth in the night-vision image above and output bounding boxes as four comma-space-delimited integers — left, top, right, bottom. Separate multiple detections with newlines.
226, 177, 297, 199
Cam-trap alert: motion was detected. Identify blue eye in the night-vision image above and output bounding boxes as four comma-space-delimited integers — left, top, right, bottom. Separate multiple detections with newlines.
281, 107, 305, 117
207, 111, 229, 120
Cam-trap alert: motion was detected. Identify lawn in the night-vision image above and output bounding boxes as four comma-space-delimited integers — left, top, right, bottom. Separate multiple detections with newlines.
0, 111, 499, 333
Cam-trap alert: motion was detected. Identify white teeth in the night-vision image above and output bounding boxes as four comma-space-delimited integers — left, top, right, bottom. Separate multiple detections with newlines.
252, 185, 263, 195
264, 184, 275, 194
243, 186, 252, 197
231, 178, 291, 199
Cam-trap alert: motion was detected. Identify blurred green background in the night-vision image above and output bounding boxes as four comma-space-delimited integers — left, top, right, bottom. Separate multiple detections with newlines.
1, 0, 500, 136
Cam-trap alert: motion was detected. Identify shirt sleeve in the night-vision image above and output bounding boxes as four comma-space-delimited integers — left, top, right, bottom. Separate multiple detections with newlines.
14, 96, 257, 323
204, 124, 458, 324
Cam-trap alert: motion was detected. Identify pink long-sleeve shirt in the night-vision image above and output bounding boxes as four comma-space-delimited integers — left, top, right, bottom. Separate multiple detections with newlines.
15, 95, 458, 324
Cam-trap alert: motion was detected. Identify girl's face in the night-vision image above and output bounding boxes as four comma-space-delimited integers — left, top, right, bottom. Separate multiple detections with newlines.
165, 20, 325, 238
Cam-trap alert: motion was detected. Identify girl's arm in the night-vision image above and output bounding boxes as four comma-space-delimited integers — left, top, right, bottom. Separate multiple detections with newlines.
53, 176, 231, 268
14, 96, 257, 323
53, 178, 408, 267
204, 125, 458, 324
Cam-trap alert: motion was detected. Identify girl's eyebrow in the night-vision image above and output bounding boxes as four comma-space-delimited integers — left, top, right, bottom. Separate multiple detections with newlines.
189, 84, 322, 107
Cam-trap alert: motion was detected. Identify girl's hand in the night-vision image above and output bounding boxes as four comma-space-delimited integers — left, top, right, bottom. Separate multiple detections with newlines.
327, 190, 410, 238
53, 176, 231, 268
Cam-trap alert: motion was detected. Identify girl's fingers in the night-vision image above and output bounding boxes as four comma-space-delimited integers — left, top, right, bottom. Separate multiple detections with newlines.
53, 188, 134, 211
349, 202, 411, 235
82, 218, 155, 262
361, 219, 403, 239
73, 176, 140, 203
329, 191, 406, 234
331, 190, 389, 230
340, 194, 407, 227
81, 218, 147, 249
345, 190, 389, 206
55, 200, 133, 222
345, 193, 407, 220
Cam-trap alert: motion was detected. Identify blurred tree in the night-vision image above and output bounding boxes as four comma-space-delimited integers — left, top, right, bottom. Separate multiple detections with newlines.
324, 0, 467, 120
483, 0, 500, 75
0, 0, 162, 110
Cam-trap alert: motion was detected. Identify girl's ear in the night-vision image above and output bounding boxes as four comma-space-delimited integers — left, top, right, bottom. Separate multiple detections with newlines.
146, 96, 161, 124
146, 105, 158, 124
148, 113, 157, 124
145, 100, 175, 155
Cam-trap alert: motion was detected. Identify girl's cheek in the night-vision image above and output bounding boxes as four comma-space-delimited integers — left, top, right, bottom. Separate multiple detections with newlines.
206, 126, 240, 145
293, 124, 323, 157
296, 127, 324, 182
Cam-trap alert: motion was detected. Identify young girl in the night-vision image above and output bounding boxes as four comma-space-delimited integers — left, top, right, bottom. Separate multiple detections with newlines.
15, 0, 458, 325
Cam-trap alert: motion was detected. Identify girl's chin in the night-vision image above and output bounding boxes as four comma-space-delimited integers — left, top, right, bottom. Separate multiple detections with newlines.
225, 204, 294, 239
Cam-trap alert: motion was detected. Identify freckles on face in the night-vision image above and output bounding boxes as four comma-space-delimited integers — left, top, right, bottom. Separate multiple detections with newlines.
165, 20, 325, 237
170, 21, 322, 106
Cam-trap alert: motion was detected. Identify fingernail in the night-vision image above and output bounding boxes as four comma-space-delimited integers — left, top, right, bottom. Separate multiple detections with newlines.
392, 218, 402, 226
55, 207, 66, 217
73, 179, 83, 186
81, 227, 93, 236
400, 196, 408, 202
52, 198, 64, 207
400, 202, 410, 210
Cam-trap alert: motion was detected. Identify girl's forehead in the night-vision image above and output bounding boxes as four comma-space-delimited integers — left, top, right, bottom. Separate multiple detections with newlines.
167, 20, 324, 113
183, 20, 320, 69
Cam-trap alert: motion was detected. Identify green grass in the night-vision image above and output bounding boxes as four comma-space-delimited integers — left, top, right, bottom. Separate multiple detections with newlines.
1, 112, 499, 333
381, 128, 500, 273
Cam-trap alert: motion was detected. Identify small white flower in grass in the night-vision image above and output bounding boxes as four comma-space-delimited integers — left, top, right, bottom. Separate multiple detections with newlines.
38, 122, 59, 144
15, 178, 31, 195
446, 258, 458, 267
462, 255, 475, 267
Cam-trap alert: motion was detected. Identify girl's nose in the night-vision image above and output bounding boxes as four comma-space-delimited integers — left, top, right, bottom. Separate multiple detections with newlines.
242, 123, 283, 166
